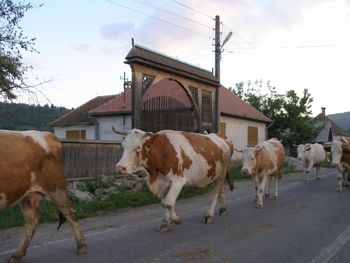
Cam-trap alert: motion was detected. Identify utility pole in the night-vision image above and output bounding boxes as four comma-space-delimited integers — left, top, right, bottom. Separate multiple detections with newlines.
214, 15, 232, 82
120, 72, 128, 104
214, 15, 221, 81
214, 15, 232, 133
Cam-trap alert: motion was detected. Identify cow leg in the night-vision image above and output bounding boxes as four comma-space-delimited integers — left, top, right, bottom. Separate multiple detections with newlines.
160, 180, 184, 232
315, 164, 321, 180
305, 161, 314, 183
265, 175, 272, 198
49, 190, 87, 253
253, 174, 260, 203
10, 197, 40, 263
274, 172, 281, 200
337, 166, 344, 192
218, 181, 228, 216
204, 181, 222, 224
256, 174, 268, 208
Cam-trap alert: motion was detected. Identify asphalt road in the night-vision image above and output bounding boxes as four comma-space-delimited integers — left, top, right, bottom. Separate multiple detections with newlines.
1, 168, 350, 263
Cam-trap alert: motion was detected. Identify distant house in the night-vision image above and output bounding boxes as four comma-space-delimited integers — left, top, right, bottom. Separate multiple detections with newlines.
313, 107, 349, 143
49, 83, 271, 164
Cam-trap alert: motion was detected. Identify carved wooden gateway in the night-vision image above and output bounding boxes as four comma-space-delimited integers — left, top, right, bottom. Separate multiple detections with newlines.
125, 44, 220, 133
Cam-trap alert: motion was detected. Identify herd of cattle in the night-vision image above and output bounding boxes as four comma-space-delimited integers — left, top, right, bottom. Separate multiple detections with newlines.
1, 128, 350, 263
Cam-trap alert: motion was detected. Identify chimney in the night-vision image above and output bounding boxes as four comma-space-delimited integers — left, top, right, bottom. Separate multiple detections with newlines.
321, 107, 326, 116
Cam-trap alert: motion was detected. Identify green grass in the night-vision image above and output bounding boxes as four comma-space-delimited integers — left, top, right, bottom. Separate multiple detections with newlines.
0, 166, 301, 230
0, 186, 211, 230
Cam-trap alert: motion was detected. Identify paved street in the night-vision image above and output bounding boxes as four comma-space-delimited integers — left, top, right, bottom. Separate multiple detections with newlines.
1, 168, 350, 263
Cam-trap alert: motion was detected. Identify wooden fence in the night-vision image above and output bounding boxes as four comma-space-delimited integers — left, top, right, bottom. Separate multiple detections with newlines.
60, 139, 123, 179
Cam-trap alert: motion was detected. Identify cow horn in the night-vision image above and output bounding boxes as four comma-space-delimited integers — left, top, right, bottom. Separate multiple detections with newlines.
112, 126, 127, 135
233, 147, 243, 153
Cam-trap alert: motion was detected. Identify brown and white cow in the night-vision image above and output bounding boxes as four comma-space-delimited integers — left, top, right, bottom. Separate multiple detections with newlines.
297, 143, 326, 182
331, 138, 350, 192
241, 138, 285, 208
0, 130, 87, 263
115, 128, 234, 232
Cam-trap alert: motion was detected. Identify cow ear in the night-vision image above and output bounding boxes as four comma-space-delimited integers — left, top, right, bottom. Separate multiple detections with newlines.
255, 145, 264, 153
343, 148, 350, 154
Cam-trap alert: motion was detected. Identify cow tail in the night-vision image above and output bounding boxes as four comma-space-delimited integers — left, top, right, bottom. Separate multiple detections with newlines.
225, 171, 234, 191
57, 211, 66, 230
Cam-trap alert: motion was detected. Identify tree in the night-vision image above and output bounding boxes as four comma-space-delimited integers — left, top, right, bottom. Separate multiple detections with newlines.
0, 0, 38, 100
230, 80, 322, 146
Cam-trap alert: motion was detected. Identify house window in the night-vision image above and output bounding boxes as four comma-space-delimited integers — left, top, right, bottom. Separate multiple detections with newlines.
66, 130, 86, 140
220, 122, 226, 137
202, 90, 212, 123
248, 126, 258, 146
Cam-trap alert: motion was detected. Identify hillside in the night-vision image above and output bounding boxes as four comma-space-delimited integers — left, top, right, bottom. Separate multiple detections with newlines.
0, 102, 71, 131
328, 111, 350, 133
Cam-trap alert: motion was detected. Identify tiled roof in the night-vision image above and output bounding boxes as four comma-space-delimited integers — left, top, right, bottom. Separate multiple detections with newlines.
89, 85, 271, 123
49, 95, 115, 126
314, 112, 349, 137
313, 110, 350, 142
89, 90, 132, 116
52, 85, 272, 126
89, 79, 192, 116
219, 86, 272, 123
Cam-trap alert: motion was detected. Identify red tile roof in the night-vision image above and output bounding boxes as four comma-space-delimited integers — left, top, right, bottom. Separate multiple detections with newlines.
49, 95, 115, 126
89, 85, 271, 123
52, 86, 271, 126
219, 86, 272, 123
89, 90, 132, 115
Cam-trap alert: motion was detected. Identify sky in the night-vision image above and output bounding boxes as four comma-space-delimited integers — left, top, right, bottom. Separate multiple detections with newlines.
16, 0, 350, 116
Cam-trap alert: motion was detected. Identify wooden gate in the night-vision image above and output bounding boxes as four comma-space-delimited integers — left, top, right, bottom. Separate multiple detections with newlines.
141, 96, 195, 132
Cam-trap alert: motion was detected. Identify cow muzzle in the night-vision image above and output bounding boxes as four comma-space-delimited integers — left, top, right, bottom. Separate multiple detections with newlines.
241, 168, 249, 175
116, 165, 127, 175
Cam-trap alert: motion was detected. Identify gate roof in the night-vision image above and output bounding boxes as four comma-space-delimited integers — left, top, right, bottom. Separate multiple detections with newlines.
125, 45, 219, 86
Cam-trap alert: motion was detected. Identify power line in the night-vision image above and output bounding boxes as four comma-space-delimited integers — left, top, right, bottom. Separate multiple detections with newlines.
168, 0, 213, 20
225, 43, 339, 53
104, 0, 212, 39
132, 0, 212, 29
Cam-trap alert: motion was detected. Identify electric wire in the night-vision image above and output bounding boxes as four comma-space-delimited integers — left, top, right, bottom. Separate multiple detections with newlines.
104, 0, 212, 39
133, 0, 212, 29
168, 0, 214, 20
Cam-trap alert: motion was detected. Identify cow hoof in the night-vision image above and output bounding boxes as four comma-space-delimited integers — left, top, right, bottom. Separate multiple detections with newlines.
77, 244, 87, 254
204, 215, 213, 224
337, 188, 343, 193
274, 196, 279, 200
219, 207, 227, 216
316, 177, 320, 180
171, 216, 182, 225
160, 223, 171, 232
9, 252, 23, 263
256, 203, 264, 209
8, 257, 21, 263
265, 193, 270, 199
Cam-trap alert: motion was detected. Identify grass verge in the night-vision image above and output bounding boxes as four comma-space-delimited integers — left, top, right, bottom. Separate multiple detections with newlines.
0, 166, 299, 230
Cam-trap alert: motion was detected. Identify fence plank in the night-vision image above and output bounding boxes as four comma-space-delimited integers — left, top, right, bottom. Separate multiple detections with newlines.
60, 140, 123, 179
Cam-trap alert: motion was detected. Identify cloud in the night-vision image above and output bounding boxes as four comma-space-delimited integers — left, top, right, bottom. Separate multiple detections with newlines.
70, 44, 91, 53
100, 21, 135, 41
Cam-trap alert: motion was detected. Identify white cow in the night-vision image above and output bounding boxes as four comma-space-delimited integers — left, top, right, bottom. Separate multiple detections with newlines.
297, 143, 326, 183
241, 138, 285, 208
